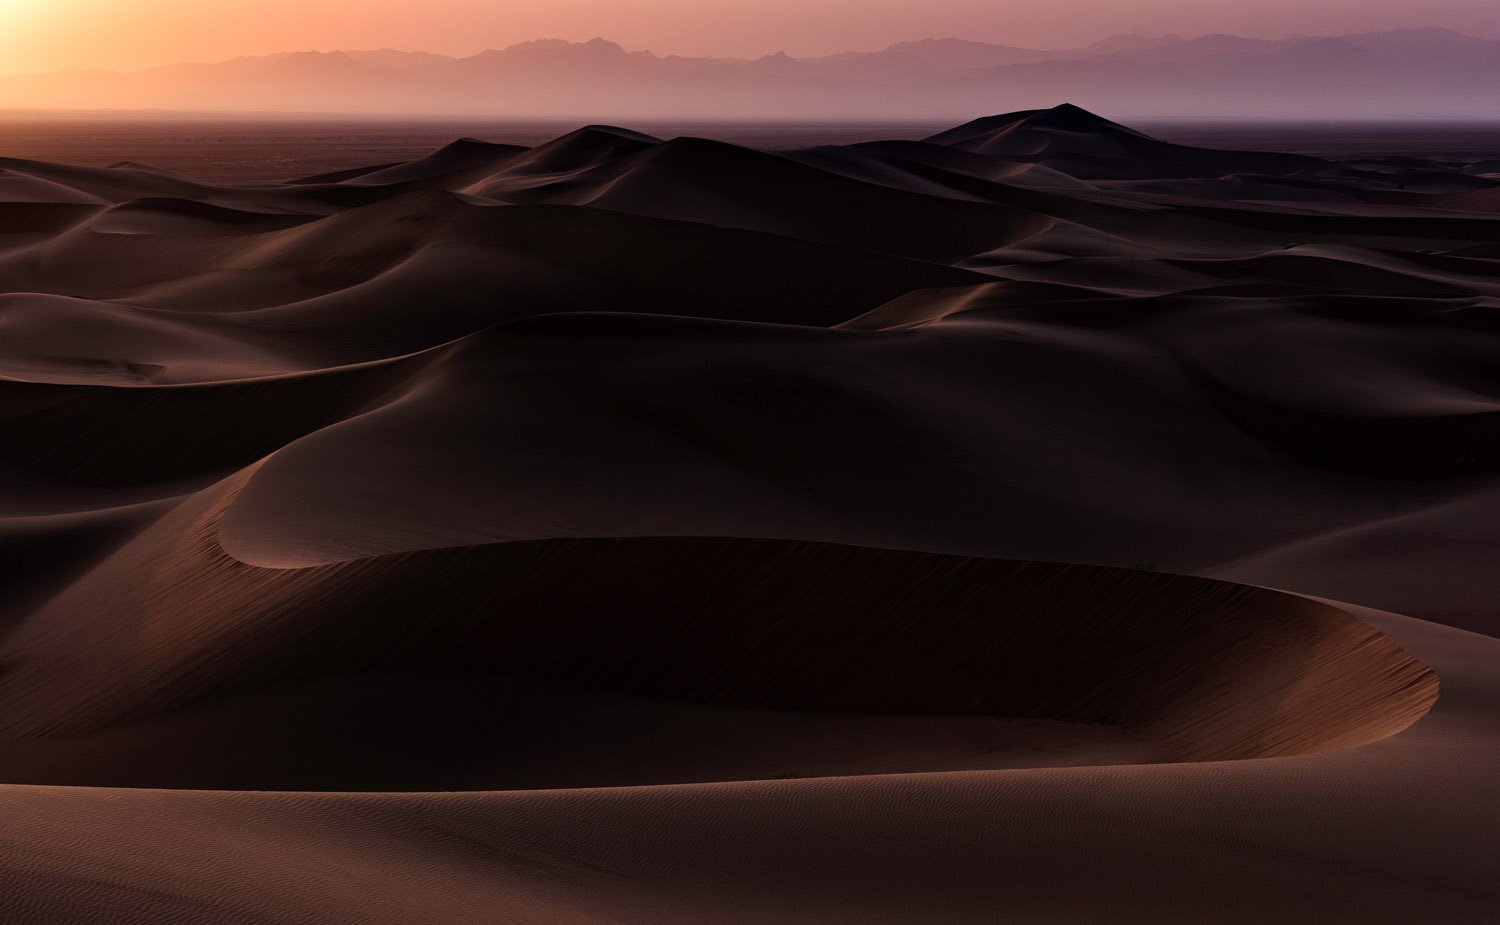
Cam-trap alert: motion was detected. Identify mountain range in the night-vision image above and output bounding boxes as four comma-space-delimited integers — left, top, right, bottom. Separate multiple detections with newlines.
4, 27, 1500, 119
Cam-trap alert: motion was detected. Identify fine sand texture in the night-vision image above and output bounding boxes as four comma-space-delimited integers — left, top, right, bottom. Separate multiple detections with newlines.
1, 105, 1498, 922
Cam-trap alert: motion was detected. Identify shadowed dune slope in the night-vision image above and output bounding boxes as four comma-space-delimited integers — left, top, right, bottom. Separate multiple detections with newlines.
472, 136, 1055, 260
3, 106, 1500, 922
0, 464, 1436, 788
926, 104, 1329, 179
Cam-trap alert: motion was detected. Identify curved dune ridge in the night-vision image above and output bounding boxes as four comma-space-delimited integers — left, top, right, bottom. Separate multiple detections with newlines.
0, 465, 1437, 790
2, 105, 1500, 921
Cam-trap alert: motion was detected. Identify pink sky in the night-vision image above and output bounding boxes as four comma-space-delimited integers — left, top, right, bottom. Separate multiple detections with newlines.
4, 0, 1500, 75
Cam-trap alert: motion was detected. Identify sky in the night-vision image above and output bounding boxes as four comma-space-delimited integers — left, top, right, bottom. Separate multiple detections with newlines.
3, 0, 1500, 75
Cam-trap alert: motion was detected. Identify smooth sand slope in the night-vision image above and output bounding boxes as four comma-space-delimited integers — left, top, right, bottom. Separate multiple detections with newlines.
0, 105, 1498, 922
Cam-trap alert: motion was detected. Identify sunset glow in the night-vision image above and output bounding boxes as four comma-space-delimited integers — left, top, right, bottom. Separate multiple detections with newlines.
3, 0, 1500, 75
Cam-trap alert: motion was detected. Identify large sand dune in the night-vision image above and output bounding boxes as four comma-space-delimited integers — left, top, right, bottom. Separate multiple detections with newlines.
1, 105, 1498, 922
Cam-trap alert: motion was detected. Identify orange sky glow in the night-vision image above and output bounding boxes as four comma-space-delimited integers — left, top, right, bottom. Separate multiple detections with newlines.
4, 0, 1500, 76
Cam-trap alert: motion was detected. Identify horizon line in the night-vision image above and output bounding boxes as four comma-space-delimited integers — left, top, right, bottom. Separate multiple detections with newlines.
6, 105, 1500, 126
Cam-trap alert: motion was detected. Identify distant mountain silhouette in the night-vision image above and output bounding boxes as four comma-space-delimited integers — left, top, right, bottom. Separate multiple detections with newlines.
2, 28, 1498, 118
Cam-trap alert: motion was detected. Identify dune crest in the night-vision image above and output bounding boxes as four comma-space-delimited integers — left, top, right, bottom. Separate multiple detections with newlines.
0, 461, 1439, 789
2, 108, 1500, 922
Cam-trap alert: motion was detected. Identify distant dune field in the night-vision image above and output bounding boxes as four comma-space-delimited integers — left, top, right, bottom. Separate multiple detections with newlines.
0, 105, 1498, 923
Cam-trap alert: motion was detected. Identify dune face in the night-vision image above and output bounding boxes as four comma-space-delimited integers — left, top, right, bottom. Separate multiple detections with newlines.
2, 105, 1500, 922
0, 477, 1438, 787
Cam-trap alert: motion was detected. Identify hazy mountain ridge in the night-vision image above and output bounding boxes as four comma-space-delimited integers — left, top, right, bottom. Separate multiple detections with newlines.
3, 27, 1498, 118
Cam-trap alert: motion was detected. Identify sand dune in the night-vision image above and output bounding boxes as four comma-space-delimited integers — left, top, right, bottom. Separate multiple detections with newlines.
2, 104, 1499, 922
925, 104, 1329, 179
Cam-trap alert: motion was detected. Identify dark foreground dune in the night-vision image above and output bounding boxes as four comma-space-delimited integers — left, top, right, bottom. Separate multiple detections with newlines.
1, 105, 1499, 922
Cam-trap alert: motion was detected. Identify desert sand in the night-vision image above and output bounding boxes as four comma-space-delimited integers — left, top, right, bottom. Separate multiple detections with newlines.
0, 104, 1498, 922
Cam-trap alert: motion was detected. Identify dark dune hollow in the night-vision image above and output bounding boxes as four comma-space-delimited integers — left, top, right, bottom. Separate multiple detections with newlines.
1, 105, 1500, 922
0, 468, 1438, 788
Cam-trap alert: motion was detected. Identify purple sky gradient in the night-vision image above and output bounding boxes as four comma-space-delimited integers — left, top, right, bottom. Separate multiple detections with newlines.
4, 0, 1500, 75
